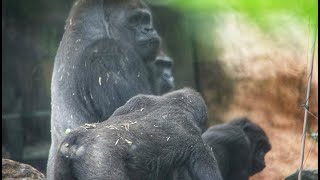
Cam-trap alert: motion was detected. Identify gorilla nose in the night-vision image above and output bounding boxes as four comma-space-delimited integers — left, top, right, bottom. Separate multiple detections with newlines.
162, 73, 174, 86
163, 73, 171, 79
143, 26, 154, 33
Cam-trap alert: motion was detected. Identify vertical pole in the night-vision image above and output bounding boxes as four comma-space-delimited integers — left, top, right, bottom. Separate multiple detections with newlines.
298, 24, 318, 180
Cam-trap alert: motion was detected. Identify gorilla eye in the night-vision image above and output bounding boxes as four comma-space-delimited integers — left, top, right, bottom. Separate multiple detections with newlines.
128, 11, 151, 25
129, 14, 141, 24
141, 14, 151, 24
257, 141, 265, 149
155, 59, 172, 68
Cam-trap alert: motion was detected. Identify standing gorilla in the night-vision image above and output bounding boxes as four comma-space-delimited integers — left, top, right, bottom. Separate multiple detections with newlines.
48, 0, 174, 177
176, 117, 271, 180
53, 88, 221, 180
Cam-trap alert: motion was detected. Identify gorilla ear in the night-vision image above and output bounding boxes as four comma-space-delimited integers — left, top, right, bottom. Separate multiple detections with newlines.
241, 121, 256, 136
230, 117, 252, 132
242, 123, 252, 133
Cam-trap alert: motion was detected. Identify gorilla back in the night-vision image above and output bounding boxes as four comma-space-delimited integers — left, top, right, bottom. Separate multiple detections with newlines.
53, 88, 221, 180
49, 0, 164, 177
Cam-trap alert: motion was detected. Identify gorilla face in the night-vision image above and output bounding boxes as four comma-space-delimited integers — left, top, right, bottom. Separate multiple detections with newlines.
250, 139, 270, 174
248, 129, 272, 175
129, 9, 160, 60
154, 53, 175, 94
230, 118, 272, 176
198, 117, 271, 180
106, 2, 161, 61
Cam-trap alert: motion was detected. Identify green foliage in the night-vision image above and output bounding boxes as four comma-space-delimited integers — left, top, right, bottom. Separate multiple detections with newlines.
148, 0, 318, 28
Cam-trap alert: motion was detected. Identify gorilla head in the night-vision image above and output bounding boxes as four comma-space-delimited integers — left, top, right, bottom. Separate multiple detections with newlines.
228, 118, 271, 175
101, 0, 161, 60
154, 52, 175, 94
200, 117, 271, 180
146, 51, 175, 95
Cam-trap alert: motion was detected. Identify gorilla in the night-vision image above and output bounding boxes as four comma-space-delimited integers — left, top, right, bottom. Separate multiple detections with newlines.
48, 0, 174, 177
203, 118, 271, 180
52, 88, 222, 180
149, 52, 175, 95
176, 117, 271, 180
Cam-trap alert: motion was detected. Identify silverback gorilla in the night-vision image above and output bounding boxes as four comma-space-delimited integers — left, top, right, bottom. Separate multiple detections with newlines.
53, 88, 222, 180
48, 0, 174, 178
176, 118, 271, 180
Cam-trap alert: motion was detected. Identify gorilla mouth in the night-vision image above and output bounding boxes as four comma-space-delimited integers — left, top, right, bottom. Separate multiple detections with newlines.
161, 76, 174, 88
143, 41, 160, 50
138, 39, 160, 59
138, 37, 160, 48
251, 160, 266, 174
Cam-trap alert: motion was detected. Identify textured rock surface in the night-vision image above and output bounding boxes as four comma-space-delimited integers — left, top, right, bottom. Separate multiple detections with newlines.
2, 159, 46, 180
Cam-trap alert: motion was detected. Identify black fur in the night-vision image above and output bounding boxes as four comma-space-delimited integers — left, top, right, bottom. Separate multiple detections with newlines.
176, 117, 271, 180
202, 117, 271, 180
151, 52, 175, 95
48, 0, 174, 178
53, 88, 221, 180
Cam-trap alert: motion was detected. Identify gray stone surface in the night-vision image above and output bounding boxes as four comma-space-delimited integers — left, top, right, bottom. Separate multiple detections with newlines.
2, 158, 46, 180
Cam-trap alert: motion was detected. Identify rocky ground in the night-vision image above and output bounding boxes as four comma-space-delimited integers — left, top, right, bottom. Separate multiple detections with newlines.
2, 159, 45, 179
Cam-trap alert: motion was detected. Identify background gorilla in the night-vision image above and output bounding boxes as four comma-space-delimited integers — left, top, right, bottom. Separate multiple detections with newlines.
152, 52, 175, 95
174, 118, 271, 180
52, 88, 221, 180
48, 0, 174, 177
200, 117, 272, 180
175, 117, 271, 180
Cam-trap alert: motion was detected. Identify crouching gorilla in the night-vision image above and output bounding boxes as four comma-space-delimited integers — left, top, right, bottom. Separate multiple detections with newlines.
52, 88, 222, 180
48, 0, 174, 177
176, 117, 271, 180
